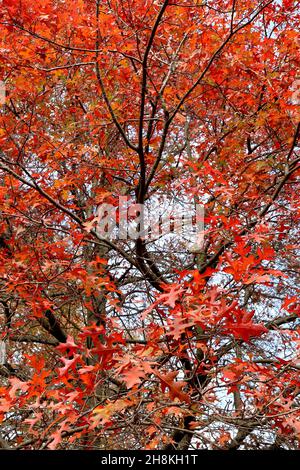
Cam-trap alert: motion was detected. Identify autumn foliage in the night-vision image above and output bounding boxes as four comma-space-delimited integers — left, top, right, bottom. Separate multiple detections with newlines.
0, 0, 299, 450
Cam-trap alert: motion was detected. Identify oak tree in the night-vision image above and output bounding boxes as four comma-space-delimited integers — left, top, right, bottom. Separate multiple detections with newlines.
0, 0, 299, 450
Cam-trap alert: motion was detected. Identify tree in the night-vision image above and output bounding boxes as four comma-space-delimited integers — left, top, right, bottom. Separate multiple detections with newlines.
0, 0, 299, 450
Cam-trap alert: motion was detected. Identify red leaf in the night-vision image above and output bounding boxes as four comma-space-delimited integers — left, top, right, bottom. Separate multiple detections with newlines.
120, 366, 146, 388
224, 311, 268, 342
157, 371, 190, 404
56, 336, 81, 355
58, 354, 80, 376
9, 378, 29, 399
